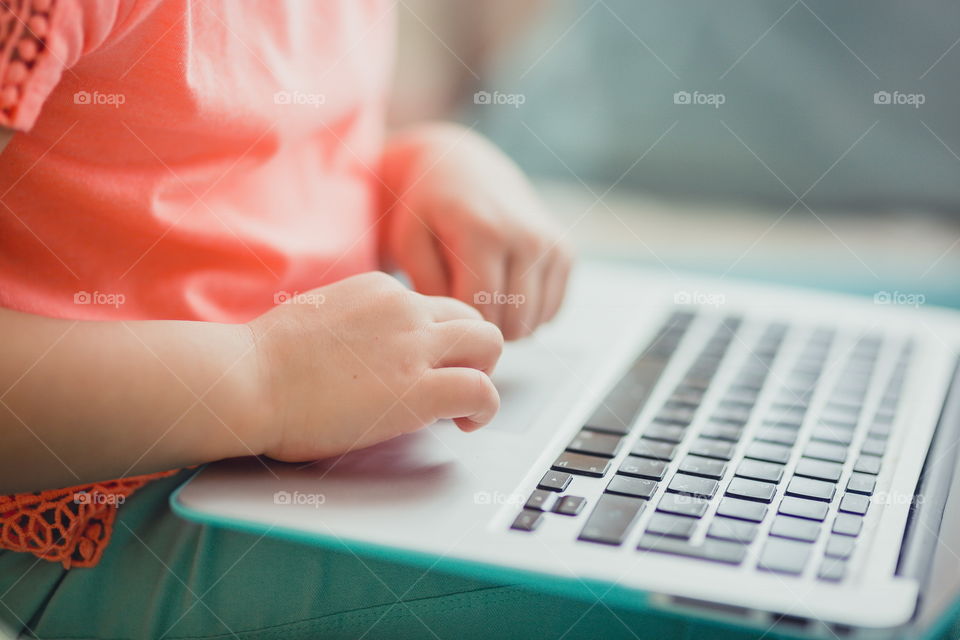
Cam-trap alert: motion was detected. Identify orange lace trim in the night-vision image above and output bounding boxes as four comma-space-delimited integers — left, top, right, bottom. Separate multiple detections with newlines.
0, 0, 54, 126
0, 471, 179, 568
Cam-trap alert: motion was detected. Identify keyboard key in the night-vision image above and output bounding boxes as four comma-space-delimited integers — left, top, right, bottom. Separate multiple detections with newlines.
770, 516, 821, 542
721, 389, 757, 406
764, 407, 806, 427
554, 495, 587, 516
708, 518, 759, 543
719, 396, 757, 416
818, 557, 847, 582
578, 494, 646, 545
645, 513, 697, 539
664, 399, 698, 411
699, 422, 742, 442
657, 406, 697, 425
773, 391, 810, 408
735, 459, 784, 483
745, 441, 792, 464
810, 425, 854, 445
511, 510, 543, 532
778, 497, 829, 521
726, 478, 777, 503
538, 470, 572, 492
758, 538, 812, 575
786, 477, 836, 502
803, 441, 848, 463
637, 535, 746, 565
825, 535, 856, 559
658, 493, 709, 518
631, 439, 678, 461
667, 474, 719, 499
606, 475, 658, 499
794, 458, 843, 483
678, 455, 728, 480
868, 424, 892, 439
716, 497, 767, 522
552, 452, 611, 478
832, 513, 864, 536
567, 430, 624, 458
846, 473, 876, 495
820, 405, 860, 426
839, 493, 870, 515
688, 439, 736, 461
524, 490, 556, 511
711, 405, 752, 425
618, 457, 668, 480
754, 426, 798, 446
643, 422, 687, 443
861, 438, 887, 456
671, 388, 705, 405
854, 454, 882, 475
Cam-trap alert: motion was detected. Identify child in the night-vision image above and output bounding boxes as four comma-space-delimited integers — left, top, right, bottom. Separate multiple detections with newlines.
0, 1, 577, 637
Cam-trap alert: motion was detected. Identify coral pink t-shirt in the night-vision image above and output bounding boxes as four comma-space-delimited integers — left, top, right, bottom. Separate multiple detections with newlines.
0, 0, 394, 323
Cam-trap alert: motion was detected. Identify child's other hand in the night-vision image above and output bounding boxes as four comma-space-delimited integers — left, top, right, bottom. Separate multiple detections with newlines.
248, 272, 503, 462
381, 124, 573, 341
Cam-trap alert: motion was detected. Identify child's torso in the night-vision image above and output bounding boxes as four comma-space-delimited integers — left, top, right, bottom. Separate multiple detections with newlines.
0, 0, 395, 322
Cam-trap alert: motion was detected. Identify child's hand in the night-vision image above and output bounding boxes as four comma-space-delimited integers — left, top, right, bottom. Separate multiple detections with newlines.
248, 272, 503, 462
380, 124, 573, 341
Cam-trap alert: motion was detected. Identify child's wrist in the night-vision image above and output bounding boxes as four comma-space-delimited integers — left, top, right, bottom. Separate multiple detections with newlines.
184, 320, 274, 462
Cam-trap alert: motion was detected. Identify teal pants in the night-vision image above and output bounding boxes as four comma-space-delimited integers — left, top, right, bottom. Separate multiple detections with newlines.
1, 469, 958, 640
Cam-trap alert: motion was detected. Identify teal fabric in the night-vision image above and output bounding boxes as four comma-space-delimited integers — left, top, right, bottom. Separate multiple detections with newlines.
2, 470, 960, 640
0, 471, 727, 639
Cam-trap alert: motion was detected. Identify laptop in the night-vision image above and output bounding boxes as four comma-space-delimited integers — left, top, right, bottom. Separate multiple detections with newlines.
173, 261, 960, 638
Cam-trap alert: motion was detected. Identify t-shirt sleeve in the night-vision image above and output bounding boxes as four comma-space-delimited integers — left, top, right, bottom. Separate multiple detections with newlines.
0, 0, 119, 131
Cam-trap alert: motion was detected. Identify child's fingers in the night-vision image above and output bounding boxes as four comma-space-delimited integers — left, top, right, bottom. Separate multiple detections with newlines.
501, 251, 542, 340
539, 249, 572, 325
430, 319, 503, 374
450, 251, 506, 327
402, 225, 449, 297
422, 294, 483, 322
415, 367, 500, 432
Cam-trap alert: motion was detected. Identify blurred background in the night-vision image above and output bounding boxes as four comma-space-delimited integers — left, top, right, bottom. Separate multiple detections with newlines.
390, 0, 960, 307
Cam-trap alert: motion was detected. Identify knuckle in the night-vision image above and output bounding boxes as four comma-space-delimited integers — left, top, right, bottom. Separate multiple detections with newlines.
516, 231, 546, 257
479, 321, 505, 354
476, 370, 499, 412
361, 271, 402, 290
472, 218, 507, 245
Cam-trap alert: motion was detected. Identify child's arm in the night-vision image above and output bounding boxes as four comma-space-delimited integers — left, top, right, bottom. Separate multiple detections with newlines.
0, 306, 261, 494
1, 273, 502, 495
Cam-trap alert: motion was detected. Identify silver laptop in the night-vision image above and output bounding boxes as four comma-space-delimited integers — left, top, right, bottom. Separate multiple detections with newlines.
173, 261, 960, 638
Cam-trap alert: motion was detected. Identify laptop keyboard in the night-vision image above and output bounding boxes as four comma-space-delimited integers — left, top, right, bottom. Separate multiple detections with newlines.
510, 311, 912, 582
